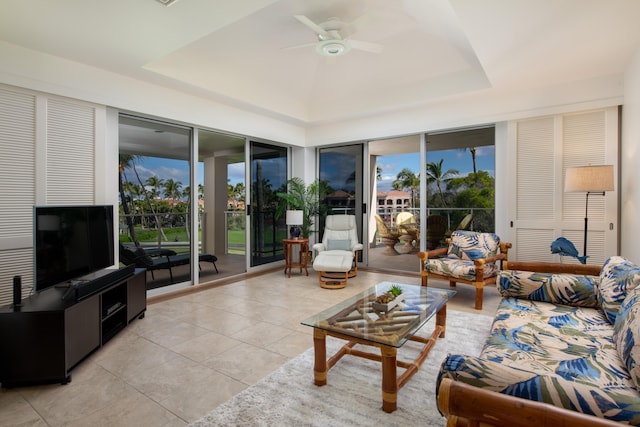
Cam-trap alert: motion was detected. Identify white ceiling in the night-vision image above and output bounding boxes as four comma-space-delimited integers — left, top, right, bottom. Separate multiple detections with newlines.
1, 0, 640, 128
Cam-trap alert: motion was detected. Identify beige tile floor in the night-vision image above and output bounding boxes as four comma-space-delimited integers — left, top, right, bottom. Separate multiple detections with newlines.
0, 266, 501, 427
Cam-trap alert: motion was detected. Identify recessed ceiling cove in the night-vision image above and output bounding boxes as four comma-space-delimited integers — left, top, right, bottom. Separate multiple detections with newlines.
142, 0, 489, 124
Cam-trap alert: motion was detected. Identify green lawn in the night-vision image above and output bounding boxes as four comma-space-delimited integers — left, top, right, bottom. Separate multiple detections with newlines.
120, 226, 289, 256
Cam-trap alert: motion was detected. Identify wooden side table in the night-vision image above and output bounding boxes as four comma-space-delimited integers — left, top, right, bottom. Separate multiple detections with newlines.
283, 238, 309, 277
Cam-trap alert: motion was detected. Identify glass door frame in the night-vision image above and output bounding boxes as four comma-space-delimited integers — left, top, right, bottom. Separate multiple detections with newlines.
317, 143, 366, 264
118, 113, 196, 292
245, 139, 289, 269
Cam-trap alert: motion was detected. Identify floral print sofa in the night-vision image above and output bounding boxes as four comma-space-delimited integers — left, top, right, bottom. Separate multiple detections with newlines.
436, 256, 640, 426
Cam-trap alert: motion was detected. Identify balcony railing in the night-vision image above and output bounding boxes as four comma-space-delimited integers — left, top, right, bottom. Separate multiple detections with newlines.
120, 208, 495, 255
376, 207, 495, 233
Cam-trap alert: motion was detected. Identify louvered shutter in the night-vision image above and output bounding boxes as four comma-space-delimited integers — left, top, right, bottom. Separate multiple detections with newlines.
0, 86, 99, 305
510, 108, 618, 266
46, 99, 95, 204
0, 87, 36, 303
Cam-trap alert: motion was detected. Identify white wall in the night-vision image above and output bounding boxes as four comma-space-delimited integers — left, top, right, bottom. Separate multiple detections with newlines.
621, 46, 640, 263
0, 41, 624, 151
304, 75, 624, 146
0, 41, 306, 147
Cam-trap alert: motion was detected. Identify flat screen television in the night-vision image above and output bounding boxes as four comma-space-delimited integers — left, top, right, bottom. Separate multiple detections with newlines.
34, 205, 115, 292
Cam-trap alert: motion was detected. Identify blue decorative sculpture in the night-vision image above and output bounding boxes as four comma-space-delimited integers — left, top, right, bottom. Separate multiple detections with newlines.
550, 237, 588, 264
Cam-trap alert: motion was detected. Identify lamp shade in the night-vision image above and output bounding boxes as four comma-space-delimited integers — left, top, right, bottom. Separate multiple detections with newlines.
565, 165, 614, 192
285, 210, 303, 225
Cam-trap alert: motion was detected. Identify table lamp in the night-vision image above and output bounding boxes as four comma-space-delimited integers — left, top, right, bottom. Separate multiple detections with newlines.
564, 165, 614, 257
286, 210, 304, 239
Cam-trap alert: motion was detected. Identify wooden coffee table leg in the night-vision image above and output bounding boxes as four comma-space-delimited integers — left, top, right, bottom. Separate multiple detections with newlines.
381, 346, 398, 413
313, 329, 327, 386
436, 303, 447, 338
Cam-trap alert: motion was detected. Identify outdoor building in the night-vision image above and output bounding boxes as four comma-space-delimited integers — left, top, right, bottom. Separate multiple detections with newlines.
376, 190, 412, 221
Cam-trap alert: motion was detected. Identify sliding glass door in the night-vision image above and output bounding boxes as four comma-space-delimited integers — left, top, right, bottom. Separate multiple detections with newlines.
249, 142, 287, 267
118, 115, 193, 290
318, 144, 363, 255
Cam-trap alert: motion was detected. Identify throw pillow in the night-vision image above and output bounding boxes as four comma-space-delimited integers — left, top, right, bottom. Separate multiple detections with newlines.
613, 286, 640, 391
327, 239, 351, 251
598, 256, 640, 324
447, 231, 500, 260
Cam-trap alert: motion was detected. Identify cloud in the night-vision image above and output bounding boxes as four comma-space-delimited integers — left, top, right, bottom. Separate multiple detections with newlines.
155, 166, 188, 184
228, 162, 245, 184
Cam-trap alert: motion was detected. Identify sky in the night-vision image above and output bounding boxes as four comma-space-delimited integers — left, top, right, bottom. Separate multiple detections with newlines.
123, 146, 495, 194
377, 146, 495, 192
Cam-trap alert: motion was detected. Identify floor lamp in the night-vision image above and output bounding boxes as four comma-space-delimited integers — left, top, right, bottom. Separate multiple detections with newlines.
564, 165, 614, 257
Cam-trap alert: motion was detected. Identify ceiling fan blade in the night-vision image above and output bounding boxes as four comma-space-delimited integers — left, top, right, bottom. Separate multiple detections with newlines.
294, 15, 331, 39
281, 42, 317, 51
349, 39, 384, 54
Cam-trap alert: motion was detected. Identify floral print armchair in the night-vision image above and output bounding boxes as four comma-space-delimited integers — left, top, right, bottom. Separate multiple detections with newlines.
417, 230, 511, 310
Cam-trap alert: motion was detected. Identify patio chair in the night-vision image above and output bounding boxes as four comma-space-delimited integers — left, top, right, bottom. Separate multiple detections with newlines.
375, 215, 401, 255
119, 244, 218, 282
425, 214, 446, 250
417, 230, 511, 310
396, 212, 418, 253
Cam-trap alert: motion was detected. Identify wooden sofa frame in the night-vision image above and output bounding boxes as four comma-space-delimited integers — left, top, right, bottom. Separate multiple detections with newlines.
438, 378, 622, 427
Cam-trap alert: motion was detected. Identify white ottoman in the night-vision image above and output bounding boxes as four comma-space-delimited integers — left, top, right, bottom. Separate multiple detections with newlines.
313, 252, 353, 289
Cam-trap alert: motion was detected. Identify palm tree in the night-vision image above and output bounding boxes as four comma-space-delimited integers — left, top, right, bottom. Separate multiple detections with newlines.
233, 182, 245, 209
468, 147, 478, 176
426, 159, 459, 207
138, 175, 167, 244
461, 146, 478, 185
182, 185, 192, 241
392, 168, 420, 209
226, 181, 245, 210
118, 154, 140, 246
146, 176, 164, 203
163, 178, 183, 227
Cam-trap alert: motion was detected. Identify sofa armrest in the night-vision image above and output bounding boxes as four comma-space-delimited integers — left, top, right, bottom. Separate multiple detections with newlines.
504, 261, 601, 276
475, 252, 507, 266
437, 354, 639, 424
437, 378, 622, 427
417, 248, 448, 275
417, 247, 448, 261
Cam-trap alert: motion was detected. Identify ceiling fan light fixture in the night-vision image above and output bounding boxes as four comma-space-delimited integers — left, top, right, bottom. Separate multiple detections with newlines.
154, 0, 180, 6
316, 40, 351, 56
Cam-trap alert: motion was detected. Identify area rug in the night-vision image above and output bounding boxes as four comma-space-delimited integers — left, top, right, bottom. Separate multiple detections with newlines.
190, 309, 494, 427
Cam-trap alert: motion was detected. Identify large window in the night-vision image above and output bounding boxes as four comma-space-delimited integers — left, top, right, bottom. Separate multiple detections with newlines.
318, 145, 363, 245
118, 115, 194, 290
249, 141, 287, 266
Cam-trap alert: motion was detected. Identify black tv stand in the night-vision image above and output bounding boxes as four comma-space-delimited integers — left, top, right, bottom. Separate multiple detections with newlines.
0, 268, 146, 388
54, 282, 73, 288
59, 265, 136, 302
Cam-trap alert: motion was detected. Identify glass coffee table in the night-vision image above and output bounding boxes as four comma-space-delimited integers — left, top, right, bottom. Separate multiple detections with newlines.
301, 282, 455, 413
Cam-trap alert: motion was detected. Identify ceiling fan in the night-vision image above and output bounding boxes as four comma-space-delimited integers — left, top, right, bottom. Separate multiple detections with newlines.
288, 15, 384, 57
